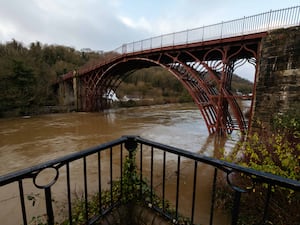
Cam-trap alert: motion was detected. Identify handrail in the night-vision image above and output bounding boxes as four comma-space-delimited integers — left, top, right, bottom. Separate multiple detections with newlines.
113, 6, 300, 54
0, 137, 127, 186
134, 136, 300, 190
1, 135, 299, 225
60, 6, 299, 80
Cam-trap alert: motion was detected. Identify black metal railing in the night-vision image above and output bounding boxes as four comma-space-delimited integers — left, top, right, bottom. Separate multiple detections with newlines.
1, 135, 299, 225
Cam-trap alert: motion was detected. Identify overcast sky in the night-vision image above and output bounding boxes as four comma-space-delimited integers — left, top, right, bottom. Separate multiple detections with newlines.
0, 0, 298, 52
0, 1, 298, 81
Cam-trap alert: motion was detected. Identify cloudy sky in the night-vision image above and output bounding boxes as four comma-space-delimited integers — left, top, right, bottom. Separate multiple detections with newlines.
0, 0, 298, 52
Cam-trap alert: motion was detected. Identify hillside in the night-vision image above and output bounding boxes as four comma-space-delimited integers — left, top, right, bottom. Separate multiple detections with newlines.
116, 67, 253, 106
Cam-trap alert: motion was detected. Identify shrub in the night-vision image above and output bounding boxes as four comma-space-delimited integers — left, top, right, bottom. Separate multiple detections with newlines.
219, 111, 300, 224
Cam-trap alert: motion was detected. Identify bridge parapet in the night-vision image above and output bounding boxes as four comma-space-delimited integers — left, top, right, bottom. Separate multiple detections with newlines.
114, 6, 300, 55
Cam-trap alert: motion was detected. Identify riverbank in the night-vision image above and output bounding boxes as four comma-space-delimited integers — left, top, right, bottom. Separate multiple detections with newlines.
0, 98, 194, 118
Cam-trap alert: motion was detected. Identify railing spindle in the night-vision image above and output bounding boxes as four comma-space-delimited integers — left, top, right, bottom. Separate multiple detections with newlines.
18, 180, 28, 225
98, 151, 102, 213
120, 144, 123, 200
110, 147, 113, 204
139, 143, 143, 197
175, 155, 181, 219
83, 156, 88, 222
191, 161, 198, 224
262, 184, 272, 223
66, 163, 72, 225
162, 151, 166, 211
209, 168, 218, 225
150, 146, 154, 203
231, 190, 242, 225
45, 187, 54, 225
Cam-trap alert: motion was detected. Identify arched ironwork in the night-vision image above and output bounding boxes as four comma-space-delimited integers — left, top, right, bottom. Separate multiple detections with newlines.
59, 6, 300, 134
72, 39, 260, 135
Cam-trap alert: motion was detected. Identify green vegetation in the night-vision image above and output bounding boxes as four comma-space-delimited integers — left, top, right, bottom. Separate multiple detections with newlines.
64, 152, 191, 225
116, 67, 253, 107
0, 39, 252, 117
116, 67, 193, 105
0, 40, 109, 116
227, 109, 300, 181
219, 109, 300, 224
231, 74, 253, 94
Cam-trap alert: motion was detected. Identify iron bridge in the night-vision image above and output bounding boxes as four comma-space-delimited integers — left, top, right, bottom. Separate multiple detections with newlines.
59, 6, 300, 135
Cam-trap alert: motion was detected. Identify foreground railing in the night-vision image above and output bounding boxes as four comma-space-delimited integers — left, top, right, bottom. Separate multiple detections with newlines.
0, 136, 299, 225
114, 6, 300, 54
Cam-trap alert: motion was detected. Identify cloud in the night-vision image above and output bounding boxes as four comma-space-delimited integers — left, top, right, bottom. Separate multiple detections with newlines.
118, 16, 152, 32
0, 0, 298, 52
0, 0, 137, 50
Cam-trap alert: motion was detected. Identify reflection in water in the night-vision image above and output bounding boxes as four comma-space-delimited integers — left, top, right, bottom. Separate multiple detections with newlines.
0, 103, 243, 225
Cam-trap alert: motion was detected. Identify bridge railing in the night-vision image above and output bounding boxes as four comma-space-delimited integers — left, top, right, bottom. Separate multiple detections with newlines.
1, 136, 299, 225
115, 6, 300, 54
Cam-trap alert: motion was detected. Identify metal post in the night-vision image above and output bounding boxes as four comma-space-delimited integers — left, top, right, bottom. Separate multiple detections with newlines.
45, 187, 54, 225
18, 180, 28, 225
186, 29, 189, 44
231, 191, 242, 225
209, 168, 218, 225
220, 21, 224, 39
267, 10, 273, 30
242, 16, 245, 35
124, 136, 138, 182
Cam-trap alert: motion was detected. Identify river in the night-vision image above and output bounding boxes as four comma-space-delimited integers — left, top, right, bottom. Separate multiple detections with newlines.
0, 103, 242, 174
0, 103, 243, 224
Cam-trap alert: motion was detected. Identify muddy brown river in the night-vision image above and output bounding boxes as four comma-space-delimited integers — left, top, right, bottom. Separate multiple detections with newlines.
0, 103, 244, 225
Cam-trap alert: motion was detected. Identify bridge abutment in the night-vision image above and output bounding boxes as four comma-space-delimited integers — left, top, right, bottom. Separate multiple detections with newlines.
252, 26, 300, 131
58, 78, 76, 111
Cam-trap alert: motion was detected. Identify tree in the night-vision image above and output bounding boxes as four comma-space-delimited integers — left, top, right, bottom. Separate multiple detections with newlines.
0, 59, 36, 115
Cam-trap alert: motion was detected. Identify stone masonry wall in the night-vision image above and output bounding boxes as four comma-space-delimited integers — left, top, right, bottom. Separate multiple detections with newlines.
252, 26, 300, 131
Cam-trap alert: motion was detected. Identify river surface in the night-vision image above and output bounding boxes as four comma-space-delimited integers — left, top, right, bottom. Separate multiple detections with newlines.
0, 103, 244, 224
0, 103, 241, 174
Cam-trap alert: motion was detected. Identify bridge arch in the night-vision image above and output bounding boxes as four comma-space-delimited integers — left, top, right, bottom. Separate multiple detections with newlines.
58, 6, 300, 135
80, 42, 257, 135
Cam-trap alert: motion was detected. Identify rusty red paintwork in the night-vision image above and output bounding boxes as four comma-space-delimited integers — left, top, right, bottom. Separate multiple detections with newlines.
59, 32, 267, 135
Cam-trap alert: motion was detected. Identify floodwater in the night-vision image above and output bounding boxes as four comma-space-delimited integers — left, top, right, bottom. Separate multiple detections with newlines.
0, 103, 244, 225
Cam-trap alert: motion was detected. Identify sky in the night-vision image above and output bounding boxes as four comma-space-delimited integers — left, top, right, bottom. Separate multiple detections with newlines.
0, 0, 299, 80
